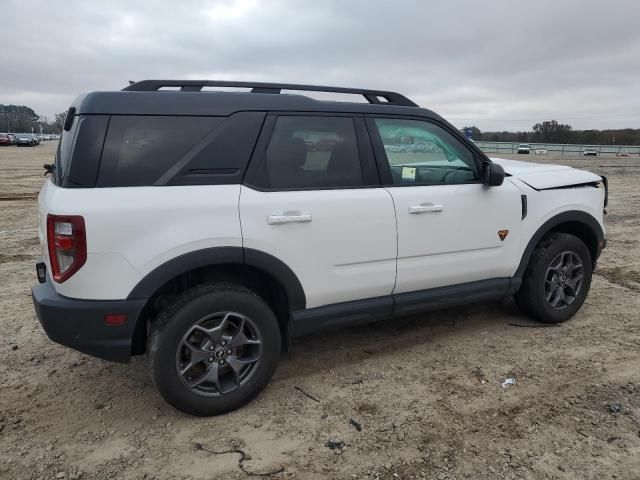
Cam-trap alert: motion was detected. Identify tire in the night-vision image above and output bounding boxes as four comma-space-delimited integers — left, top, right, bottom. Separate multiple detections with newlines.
149, 283, 281, 416
515, 233, 592, 323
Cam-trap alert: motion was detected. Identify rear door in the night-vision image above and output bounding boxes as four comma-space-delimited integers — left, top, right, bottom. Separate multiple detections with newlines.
367, 116, 523, 294
241, 114, 397, 309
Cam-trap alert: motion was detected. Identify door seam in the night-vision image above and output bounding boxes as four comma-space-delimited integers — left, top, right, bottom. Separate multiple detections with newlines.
383, 187, 399, 295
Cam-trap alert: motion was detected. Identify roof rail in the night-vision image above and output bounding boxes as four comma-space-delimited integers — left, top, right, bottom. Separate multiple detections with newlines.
122, 80, 419, 107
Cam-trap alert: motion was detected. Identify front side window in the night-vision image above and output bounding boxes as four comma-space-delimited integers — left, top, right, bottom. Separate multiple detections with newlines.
373, 118, 478, 185
260, 116, 363, 189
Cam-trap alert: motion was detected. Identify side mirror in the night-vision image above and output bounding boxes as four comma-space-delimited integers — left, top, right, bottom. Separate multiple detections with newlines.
484, 162, 505, 187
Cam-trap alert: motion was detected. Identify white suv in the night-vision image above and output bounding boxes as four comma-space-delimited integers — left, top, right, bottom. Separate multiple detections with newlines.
517, 143, 531, 154
32, 81, 608, 416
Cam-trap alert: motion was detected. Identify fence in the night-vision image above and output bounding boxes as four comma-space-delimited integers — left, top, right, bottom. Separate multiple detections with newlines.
473, 141, 640, 157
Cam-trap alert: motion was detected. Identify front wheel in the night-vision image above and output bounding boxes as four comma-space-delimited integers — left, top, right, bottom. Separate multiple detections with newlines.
515, 233, 593, 323
149, 283, 281, 416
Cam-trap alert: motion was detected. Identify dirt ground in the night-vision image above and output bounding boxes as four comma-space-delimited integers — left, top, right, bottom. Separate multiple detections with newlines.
0, 143, 638, 480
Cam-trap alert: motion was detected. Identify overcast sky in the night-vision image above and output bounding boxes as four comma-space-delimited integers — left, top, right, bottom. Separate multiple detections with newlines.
2, 0, 639, 131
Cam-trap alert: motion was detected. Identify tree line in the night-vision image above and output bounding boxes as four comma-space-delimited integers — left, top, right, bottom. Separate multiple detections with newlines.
462, 120, 640, 145
0, 105, 66, 134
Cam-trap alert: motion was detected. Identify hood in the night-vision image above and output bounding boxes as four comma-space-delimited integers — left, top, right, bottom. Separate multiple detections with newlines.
490, 157, 602, 190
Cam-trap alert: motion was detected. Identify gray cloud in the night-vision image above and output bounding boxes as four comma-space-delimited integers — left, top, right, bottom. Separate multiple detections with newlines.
1, 0, 638, 130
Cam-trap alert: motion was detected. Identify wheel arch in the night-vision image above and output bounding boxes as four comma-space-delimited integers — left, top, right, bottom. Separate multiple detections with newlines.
128, 247, 306, 355
514, 210, 604, 282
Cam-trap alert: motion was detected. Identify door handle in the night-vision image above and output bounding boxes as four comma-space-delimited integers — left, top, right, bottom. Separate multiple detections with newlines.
267, 213, 312, 225
408, 203, 444, 214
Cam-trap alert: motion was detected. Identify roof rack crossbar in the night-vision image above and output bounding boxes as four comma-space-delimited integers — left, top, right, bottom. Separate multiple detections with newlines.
122, 80, 418, 107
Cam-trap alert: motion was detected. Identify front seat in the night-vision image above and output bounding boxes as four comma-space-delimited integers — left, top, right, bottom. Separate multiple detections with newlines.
326, 140, 362, 187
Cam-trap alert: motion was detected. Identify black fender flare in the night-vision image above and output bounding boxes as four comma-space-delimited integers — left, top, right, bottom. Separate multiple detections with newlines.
127, 246, 306, 311
514, 210, 604, 282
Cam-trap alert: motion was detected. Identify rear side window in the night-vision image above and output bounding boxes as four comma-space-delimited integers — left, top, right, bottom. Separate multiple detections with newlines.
98, 116, 220, 187
257, 116, 363, 189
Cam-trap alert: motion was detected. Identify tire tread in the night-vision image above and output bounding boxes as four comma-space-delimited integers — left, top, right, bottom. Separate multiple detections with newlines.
515, 232, 592, 323
149, 282, 280, 416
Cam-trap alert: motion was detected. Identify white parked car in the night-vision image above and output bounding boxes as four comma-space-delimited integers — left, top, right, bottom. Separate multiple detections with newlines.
583, 147, 598, 156
32, 80, 608, 416
517, 143, 531, 154
534, 147, 548, 155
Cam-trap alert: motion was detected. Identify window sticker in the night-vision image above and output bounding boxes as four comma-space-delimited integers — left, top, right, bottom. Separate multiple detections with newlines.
401, 166, 416, 181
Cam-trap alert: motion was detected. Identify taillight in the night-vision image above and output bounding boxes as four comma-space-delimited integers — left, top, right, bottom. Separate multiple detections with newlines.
46, 214, 87, 283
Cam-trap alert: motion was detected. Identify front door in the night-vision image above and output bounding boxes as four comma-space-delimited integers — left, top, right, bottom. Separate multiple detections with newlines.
367, 116, 523, 294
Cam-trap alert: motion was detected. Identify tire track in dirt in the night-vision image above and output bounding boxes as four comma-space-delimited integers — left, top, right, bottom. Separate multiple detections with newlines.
595, 267, 640, 292
0, 253, 34, 264
0, 193, 39, 201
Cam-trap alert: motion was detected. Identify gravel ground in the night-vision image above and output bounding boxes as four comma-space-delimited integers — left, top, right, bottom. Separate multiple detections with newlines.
0, 144, 638, 480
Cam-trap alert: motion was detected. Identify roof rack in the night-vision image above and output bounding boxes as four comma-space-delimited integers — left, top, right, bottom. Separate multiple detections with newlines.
122, 80, 419, 107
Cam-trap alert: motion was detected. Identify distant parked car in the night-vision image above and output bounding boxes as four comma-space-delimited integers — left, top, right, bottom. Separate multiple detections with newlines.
534, 147, 548, 155
0, 134, 11, 146
517, 143, 531, 154
616, 151, 630, 157
583, 147, 598, 156
16, 135, 37, 146
7, 133, 17, 145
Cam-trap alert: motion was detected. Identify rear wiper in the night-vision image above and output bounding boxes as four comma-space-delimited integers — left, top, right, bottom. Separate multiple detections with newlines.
43, 163, 56, 176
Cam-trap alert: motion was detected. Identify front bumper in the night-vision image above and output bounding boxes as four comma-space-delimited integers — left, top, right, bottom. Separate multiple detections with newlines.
32, 277, 146, 363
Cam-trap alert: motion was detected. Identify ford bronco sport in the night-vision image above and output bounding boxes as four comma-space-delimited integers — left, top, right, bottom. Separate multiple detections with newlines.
32, 80, 607, 416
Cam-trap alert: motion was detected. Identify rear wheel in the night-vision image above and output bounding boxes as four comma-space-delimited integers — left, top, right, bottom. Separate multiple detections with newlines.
150, 283, 281, 416
515, 233, 592, 323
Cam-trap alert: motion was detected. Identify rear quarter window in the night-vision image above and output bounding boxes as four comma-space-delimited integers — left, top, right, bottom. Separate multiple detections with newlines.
97, 116, 221, 187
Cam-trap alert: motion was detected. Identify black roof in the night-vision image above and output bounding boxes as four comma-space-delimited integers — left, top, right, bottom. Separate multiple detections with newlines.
72, 80, 443, 120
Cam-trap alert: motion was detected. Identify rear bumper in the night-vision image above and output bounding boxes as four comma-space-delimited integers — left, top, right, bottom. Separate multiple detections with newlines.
32, 278, 146, 363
